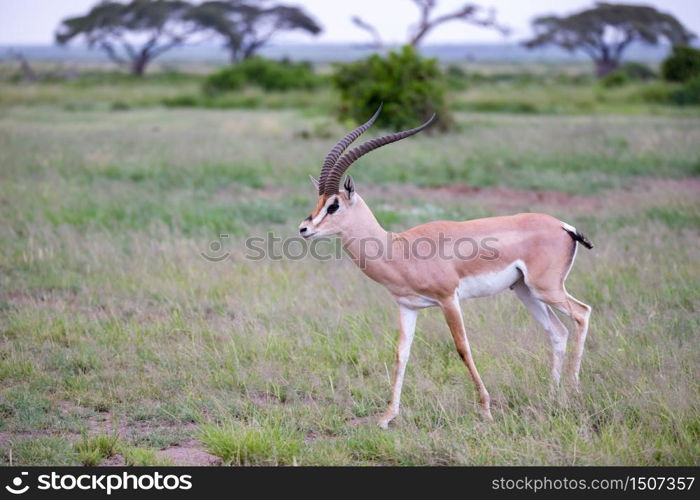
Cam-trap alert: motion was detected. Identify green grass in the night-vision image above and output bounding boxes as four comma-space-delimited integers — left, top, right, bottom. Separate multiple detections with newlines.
3, 437, 77, 466
198, 420, 303, 466
163, 87, 336, 113
451, 80, 697, 115
0, 65, 336, 113
2, 62, 697, 116
75, 432, 120, 466
121, 446, 174, 466
0, 94, 698, 465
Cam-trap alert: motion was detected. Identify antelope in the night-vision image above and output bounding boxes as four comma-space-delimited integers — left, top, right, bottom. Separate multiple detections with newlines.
298, 106, 593, 429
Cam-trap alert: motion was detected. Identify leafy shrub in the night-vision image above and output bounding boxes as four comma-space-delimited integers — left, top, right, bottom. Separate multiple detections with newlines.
445, 64, 468, 90
162, 94, 200, 107
635, 82, 673, 104
620, 62, 657, 80
662, 46, 700, 82
459, 99, 539, 113
204, 57, 320, 93
203, 66, 246, 93
601, 62, 657, 88
110, 100, 130, 111
601, 70, 629, 88
331, 45, 451, 131
669, 75, 700, 105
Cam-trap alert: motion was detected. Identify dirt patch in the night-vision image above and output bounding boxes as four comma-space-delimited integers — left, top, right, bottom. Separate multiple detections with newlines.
53, 402, 218, 466
0, 429, 81, 447
84, 411, 219, 466
2, 289, 79, 309
630, 177, 700, 204
359, 183, 602, 215
364, 177, 699, 218
348, 415, 377, 426
432, 183, 602, 212
101, 455, 127, 466
597, 177, 700, 215
248, 390, 284, 407
637, 177, 700, 192
257, 177, 700, 213
157, 439, 221, 466
85, 410, 198, 437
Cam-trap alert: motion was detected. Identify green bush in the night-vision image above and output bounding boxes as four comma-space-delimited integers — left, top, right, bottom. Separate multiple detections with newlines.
162, 94, 200, 107
204, 57, 320, 93
331, 45, 451, 131
601, 70, 629, 88
669, 75, 700, 105
445, 64, 469, 90
203, 66, 246, 93
635, 82, 673, 104
620, 62, 657, 80
662, 46, 700, 82
601, 62, 657, 88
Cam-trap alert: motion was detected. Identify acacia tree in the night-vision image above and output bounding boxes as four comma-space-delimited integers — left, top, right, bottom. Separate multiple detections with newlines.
55, 0, 200, 76
524, 3, 695, 77
352, 0, 508, 50
7, 49, 38, 82
188, 0, 321, 63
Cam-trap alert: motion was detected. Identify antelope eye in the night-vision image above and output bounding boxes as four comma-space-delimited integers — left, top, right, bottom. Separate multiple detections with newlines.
327, 202, 339, 214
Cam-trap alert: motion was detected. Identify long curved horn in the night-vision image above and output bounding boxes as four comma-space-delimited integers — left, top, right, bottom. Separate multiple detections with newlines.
317, 104, 383, 195
323, 114, 436, 196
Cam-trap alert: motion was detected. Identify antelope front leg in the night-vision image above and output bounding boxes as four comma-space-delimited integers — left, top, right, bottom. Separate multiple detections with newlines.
440, 295, 493, 421
378, 305, 418, 429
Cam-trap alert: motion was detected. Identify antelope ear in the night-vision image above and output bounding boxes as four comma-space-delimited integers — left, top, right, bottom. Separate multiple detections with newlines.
344, 175, 356, 204
309, 175, 319, 191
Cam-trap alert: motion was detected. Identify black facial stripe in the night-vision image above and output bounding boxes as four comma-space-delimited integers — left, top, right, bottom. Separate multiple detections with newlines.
327, 198, 339, 214
314, 198, 340, 225
305, 215, 312, 221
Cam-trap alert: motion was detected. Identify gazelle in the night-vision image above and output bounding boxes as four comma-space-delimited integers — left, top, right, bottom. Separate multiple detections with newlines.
298, 106, 593, 428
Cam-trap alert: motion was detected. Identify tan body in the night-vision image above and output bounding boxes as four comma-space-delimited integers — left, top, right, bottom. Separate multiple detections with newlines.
300, 109, 591, 428
341, 197, 574, 303
301, 192, 591, 427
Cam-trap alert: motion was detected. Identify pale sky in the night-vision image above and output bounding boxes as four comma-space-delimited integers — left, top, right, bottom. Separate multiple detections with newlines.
0, 0, 698, 45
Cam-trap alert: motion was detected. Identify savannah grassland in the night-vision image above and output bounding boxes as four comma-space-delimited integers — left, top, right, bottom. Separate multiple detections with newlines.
0, 64, 699, 466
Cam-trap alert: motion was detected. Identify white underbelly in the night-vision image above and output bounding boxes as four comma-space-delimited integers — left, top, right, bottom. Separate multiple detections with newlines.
396, 294, 439, 309
457, 261, 523, 299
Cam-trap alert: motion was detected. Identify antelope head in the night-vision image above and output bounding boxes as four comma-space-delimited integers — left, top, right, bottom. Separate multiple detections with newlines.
298, 105, 435, 239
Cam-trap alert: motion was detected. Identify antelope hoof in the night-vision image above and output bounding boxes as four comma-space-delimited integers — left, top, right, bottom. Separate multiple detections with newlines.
479, 399, 493, 421
568, 374, 581, 393
377, 411, 397, 430
548, 380, 562, 396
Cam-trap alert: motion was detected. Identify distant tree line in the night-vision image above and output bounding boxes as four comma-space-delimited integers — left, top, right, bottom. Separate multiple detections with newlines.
524, 3, 695, 77
55, 0, 321, 76
55, 1, 696, 81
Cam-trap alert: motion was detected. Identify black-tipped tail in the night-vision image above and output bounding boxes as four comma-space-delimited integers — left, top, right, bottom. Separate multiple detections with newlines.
563, 227, 593, 249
